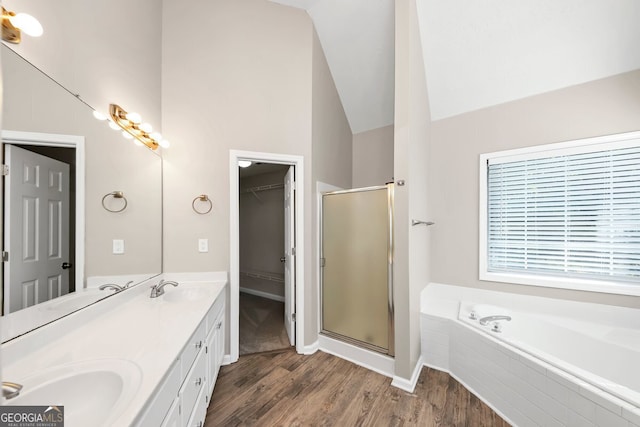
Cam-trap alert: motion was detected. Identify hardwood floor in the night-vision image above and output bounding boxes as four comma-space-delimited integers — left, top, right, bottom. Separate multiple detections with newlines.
206, 349, 511, 426
239, 292, 292, 355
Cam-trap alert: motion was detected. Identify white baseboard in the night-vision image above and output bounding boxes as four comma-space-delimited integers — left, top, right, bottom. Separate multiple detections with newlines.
391, 355, 425, 393
318, 335, 395, 378
299, 341, 319, 355
240, 287, 284, 302
221, 354, 235, 366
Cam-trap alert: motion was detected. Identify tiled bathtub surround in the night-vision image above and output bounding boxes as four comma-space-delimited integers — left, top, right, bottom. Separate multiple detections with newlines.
421, 284, 640, 427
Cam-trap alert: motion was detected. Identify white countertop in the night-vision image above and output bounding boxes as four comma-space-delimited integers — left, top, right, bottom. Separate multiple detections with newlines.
2, 273, 227, 427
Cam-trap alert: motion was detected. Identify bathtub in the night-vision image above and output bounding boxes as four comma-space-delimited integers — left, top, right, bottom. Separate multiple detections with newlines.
420, 283, 640, 427
459, 303, 640, 408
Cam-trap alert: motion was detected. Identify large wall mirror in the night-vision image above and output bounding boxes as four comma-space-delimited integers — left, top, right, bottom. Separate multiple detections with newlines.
1, 45, 163, 341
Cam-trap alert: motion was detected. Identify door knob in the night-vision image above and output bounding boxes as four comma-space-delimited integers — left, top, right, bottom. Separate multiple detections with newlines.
280, 256, 286, 263
62, 262, 72, 270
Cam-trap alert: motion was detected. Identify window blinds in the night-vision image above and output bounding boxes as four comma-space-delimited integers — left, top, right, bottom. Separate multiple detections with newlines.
487, 145, 640, 283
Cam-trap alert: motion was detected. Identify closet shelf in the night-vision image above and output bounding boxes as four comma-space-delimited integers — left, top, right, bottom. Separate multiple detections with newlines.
240, 270, 285, 284
240, 183, 284, 194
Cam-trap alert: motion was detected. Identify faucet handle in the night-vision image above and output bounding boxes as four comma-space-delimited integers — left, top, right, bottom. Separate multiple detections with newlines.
2, 382, 23, 400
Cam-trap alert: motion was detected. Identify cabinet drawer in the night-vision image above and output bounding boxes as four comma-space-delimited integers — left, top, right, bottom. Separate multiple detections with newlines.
180, 346, 207, 425
181, 320, 206, 376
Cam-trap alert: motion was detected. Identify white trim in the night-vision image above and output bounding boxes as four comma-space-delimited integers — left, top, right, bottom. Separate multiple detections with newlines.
391, 355, 424, 393
300, 341, 319, 355
239, 287, 284, 302
479, 130, 640, 297
221, 354, 233, 366
2, 130, 85, 293
484, 130, 640, 165
230, 150, 305, 363
318, 334, 395, 378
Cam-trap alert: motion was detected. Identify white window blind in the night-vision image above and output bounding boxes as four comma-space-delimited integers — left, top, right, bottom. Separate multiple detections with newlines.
487, 144, 640, 284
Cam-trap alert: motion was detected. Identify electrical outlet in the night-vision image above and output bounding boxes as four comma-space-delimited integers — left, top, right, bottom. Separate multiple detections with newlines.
113, 239, 125, 254
198, 238, 209, 253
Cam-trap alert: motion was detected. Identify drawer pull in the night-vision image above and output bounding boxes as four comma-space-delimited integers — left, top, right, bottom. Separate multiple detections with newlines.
195, 377, 202, 387
195, 340, 203, 349
216, 321, 223, 330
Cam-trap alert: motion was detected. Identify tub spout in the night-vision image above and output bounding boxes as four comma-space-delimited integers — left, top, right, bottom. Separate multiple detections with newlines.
479, 315, 512, 326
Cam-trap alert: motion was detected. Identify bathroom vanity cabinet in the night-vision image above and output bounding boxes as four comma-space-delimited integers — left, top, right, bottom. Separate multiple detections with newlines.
137, 288, 226, 427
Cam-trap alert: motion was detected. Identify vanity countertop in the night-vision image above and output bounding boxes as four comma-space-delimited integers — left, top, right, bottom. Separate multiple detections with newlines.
1, 273, 227, 427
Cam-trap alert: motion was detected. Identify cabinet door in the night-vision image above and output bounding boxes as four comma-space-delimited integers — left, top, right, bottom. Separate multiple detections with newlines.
187, 386, 208, 427
214, 310, 225, 378
160, 397, 180, 427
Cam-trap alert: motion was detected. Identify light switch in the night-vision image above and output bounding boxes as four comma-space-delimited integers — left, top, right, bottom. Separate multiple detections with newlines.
198, 238, 209, 253
113, 239, 125, 254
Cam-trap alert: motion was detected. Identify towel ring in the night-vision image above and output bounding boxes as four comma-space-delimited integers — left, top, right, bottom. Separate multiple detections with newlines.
192, 194, 212, 214
102, 191, 128, 213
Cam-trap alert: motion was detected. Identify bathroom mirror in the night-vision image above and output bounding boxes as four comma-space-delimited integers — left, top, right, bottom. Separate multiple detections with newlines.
1, 45, 163, 341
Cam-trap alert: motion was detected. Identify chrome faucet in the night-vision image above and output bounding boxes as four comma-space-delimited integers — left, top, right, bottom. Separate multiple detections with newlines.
99, 283, 124, 292
150, 280, 179, 298
2, 382, 23, 400
479, 315, 512, 326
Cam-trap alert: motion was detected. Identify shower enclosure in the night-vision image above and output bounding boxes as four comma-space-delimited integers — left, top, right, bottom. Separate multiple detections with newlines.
320, 184, 394, 356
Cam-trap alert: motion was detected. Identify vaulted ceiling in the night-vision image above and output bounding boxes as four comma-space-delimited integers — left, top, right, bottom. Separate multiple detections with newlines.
271, 0, 640, 132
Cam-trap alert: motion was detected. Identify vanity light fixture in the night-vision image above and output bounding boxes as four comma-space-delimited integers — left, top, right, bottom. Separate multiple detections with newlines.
238, 160, 252, 168
108, 104, 170, 151
2, 7, 43, 44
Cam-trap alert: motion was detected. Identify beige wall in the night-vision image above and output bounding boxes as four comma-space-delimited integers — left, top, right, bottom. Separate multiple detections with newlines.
429, 69, 640, 308
353, 125, 394, 188
3, 0, 162, 126
163, 0, 353, 346
311, 26, 354, 339
393, 0, 432, 379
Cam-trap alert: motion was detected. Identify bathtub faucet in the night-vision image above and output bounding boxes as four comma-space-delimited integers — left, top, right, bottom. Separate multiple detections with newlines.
479, 315, 512, 326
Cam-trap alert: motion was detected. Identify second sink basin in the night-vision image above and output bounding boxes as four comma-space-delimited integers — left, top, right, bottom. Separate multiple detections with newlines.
9, 358, 142, 427
161, 285, 212, 303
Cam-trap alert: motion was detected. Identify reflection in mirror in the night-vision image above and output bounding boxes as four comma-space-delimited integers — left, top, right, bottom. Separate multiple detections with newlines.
1, 45, 163, 341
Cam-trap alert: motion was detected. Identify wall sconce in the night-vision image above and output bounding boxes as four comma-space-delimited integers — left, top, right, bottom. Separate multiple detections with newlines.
2, 7, 43, 44
105, 104, 170, 150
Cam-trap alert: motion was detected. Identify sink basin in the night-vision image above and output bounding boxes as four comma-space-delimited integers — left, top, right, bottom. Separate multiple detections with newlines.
162, 285, 211, 303
9, 359, 142, 427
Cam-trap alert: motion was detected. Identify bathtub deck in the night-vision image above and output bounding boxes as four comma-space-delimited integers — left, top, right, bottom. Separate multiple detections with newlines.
207, 348, 511, 426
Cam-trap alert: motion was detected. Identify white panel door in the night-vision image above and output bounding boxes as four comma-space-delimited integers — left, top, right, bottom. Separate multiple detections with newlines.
283, 166, 295, 346
4, 145, 70, 313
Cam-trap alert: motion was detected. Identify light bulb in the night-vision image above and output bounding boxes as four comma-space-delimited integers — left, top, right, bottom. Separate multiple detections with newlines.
92, 110, 107, 121
238, 160, 252, 168
150, 132, 162, 141
159, 139, 170, 148
139, 123, 153, 133
10, 13, 43, 37
108, 121, 121, 130
133, 139, 143, 146
121, 131, 134, 140
126, 112, 142, 124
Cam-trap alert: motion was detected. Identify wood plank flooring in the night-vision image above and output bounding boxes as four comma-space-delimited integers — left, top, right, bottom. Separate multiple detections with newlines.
205, 349, 511, 426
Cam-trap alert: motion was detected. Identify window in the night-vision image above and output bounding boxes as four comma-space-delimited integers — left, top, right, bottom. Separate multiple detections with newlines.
479, 132, 640, 296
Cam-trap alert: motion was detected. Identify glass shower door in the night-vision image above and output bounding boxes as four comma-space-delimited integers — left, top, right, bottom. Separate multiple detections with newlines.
321, 185, 393, 355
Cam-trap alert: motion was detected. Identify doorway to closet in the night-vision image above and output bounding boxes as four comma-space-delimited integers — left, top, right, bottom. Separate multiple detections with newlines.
238, 162, 294, 355
230, 150, 305, 363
